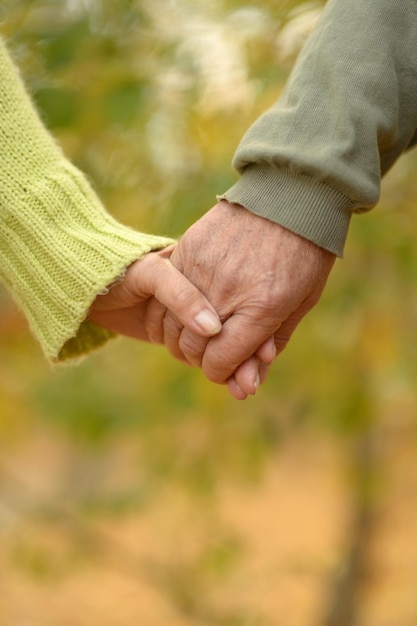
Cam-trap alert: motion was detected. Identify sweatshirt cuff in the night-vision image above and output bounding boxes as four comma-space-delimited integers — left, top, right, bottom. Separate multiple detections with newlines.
0, 160, 174, 363
219, 165, 355, 257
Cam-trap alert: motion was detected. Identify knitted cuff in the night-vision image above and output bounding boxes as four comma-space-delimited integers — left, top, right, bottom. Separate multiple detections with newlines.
0, 160, 174, 362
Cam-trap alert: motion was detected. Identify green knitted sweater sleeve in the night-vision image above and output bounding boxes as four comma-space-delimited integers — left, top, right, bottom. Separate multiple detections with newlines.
0, 38, 174, 362
221, 0, 417, 256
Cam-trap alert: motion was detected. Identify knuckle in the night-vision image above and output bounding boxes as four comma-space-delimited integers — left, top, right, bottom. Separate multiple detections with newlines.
172, 283, 197, 310
164, 311, 183, 336
274, 332, 291, 355
145, 321, 163, 344
178, 330, 207, 366
144, 300, 165, 343
202, 352, 234, 384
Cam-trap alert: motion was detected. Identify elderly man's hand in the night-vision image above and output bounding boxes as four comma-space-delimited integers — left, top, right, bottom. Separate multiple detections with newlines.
145, 201, 335, 388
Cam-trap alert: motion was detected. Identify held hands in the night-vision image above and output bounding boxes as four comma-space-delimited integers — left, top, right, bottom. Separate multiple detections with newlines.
88, 246, 222, 342
89, 201, 335, 399
144, 201, 336, 396
88, 245, 275, 399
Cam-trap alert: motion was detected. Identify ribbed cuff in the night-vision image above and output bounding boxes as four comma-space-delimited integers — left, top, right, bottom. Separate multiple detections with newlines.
0, 161, 174, 362
219, 165, 355, 257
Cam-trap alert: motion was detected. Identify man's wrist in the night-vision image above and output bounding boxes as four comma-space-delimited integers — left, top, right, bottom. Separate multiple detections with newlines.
219, 164, 353, 257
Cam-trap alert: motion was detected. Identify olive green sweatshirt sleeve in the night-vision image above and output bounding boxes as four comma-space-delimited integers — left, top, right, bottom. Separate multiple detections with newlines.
0, 38, 174, 362
221, 0, 417, 256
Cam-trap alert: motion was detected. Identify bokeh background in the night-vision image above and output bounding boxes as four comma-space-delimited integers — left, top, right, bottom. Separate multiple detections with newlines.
1, 1, 417, 625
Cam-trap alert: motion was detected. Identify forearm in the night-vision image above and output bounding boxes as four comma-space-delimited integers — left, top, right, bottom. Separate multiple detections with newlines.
221, 0, 417, 256
0, 37, 173, 362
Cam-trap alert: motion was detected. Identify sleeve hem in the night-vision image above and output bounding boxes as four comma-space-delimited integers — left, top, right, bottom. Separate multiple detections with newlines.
0, 161, 175, 362
219, 165, 356, 258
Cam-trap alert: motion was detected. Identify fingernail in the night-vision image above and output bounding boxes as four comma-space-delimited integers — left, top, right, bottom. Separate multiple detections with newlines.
253, 374, 260, 391
194, 310, 222, 335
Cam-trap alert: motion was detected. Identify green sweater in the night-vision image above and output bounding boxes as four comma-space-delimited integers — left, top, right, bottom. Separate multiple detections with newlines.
222, 0, 417, 257
2, 1, 416, 360
0, 38, 173, 363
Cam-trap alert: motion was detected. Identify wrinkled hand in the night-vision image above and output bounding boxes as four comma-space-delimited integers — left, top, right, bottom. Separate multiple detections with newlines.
145, 201, 336, 395
88, 246, 222, 342
88, 244, 273, 400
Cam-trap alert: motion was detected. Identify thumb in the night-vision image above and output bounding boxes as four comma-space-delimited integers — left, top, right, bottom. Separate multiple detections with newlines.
129, 251, 222, 338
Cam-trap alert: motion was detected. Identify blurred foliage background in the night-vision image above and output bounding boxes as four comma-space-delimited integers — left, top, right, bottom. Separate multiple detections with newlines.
1, 1, 417, 625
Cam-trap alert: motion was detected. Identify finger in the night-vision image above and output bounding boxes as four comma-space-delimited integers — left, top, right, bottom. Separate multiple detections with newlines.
255, 336, 276, 364
259, 362, 271, 385
227, 377, 248, 401
273, 309, 306, 356
231, 355, 260, 396
142, 244, 182, 344
163, 309, 195, 365
135, 254, 222, 338
145, 296, 167, 344
178, 327, 212, 368
202, 313, 278, 384
227, 357, 271, 400
177, 322, 274, 376
155, 244, 176, 259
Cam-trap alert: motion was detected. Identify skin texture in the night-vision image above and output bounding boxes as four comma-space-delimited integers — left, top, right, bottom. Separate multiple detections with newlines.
88, 245, 276, 400
88, 246, 222, 341
145, 201, 336, 391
